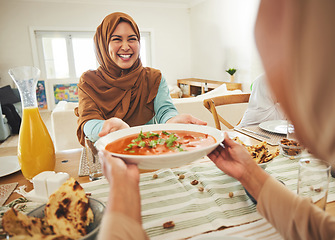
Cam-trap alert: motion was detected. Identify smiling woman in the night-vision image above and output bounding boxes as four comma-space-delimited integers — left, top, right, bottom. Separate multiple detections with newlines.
76, 12, 206, 147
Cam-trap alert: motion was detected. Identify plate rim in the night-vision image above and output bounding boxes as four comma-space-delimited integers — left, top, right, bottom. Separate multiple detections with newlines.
258, 120, 287, 135
0, 155, 21, 178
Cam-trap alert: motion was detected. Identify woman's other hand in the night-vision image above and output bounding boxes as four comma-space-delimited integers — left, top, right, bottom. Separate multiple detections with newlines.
166, 113, 207, 125
98, 117, 130, 137
208, 132, 255, 181
98, 150, 141, 223
208, 132, 270, 201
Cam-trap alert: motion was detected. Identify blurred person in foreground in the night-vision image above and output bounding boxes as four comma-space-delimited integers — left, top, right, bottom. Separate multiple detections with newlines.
210, 0, 335, 239
97, 1, 335, 239
76, 12, 206, 146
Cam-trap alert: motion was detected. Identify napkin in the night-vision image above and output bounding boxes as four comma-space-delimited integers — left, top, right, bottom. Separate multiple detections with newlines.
0, 182, 18, 206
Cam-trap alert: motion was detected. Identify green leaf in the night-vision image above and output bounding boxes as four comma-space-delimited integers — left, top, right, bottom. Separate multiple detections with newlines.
166, 133, 178, 147
133, 130, 145, 142
138, 141, 146, 148
146, 132, 159, 138
226, 68, 237, 75
148, 140, 157, 148
125, 143, 137, 151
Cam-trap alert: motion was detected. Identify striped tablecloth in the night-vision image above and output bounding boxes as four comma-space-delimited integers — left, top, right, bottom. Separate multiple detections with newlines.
1, 153, 334, 240
81, 152, 335, 240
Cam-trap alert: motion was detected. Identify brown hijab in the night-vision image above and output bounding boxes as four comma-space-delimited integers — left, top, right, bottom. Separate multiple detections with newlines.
255, 0, 335, 168
76, 12, 161, 146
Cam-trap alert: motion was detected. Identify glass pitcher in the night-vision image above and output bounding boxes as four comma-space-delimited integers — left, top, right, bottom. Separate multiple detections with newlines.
8, 66, 55, 180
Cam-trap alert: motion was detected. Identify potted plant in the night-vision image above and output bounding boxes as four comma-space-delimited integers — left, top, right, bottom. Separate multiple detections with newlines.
226, 68, 237, 82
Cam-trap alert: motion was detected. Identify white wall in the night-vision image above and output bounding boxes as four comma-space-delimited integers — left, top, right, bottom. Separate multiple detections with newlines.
0, 0, 191, 88
190, 0, 263, 91
0, 0, 263, 95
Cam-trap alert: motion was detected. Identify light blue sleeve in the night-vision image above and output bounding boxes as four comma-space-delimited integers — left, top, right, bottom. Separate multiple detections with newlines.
84, 76, 178, 142
147, 76, 179, 124
83, 119, 104, 143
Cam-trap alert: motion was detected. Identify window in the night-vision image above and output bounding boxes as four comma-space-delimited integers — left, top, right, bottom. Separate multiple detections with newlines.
35, 31, 98, 80
34, 30, 152, 109
35, 30, 152, 80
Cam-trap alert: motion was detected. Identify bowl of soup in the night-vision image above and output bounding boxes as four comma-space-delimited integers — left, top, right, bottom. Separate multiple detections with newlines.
95, 124, 224, 169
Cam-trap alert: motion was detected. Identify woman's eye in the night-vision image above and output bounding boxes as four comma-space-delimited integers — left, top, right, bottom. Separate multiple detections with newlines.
111, 38, 121, 42
129, 38, 138, 42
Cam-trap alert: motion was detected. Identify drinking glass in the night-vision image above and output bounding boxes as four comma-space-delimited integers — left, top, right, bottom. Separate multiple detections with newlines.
297, 158, 331, 210
287, 120, 296, 140
85, 137, 104, 181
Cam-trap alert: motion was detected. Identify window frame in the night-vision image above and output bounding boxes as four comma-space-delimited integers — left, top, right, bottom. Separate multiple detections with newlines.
30, 26, 154, 110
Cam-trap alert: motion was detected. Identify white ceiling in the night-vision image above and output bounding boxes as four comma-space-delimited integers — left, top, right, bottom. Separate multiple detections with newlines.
14, 0, 205, 8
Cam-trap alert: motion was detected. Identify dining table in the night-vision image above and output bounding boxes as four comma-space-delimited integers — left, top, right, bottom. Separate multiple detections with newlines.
1, 131, 335, 240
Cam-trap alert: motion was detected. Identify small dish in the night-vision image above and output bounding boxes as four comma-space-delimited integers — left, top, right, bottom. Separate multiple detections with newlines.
28, 198, 105, 240
279, 138, 304, 157
257, 158, 274, 170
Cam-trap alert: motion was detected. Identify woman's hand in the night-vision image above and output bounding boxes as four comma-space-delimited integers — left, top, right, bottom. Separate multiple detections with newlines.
166, 113, 207, 125
208, 132, 255, 181
98, 117, 130, 137
208, 132, 270, 201
98, 150, 141, 223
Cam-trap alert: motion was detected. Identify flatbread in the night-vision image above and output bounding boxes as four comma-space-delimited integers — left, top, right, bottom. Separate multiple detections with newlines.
45, 178, 94, 239
233, 137, 279, 164
2, 177, 93, 239
2, 208, 53, 237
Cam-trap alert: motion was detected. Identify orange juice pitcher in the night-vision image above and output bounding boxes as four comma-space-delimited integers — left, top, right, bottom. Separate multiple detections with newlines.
8, 66, 55, 180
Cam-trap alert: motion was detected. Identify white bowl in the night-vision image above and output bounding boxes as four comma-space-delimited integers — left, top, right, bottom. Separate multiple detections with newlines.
28, 198, 105, 240
258, 157, 274, 170
95, 124, 224, 169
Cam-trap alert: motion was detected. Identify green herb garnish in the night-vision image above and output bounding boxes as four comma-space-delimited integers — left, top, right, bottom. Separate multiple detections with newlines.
138, 141, 146, 148
148, 140, 157, 148
166, 133, 178, 147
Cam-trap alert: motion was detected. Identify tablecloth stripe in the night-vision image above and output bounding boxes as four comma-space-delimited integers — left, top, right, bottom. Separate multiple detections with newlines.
79, 152, 335, 240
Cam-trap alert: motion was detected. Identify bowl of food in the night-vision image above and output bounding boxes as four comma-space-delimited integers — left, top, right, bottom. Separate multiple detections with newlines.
95, 123, 224, 169
232, 136, 279, 169
2, 178, 105, 240
279, 138, 304, 157
27, 198, 105, 240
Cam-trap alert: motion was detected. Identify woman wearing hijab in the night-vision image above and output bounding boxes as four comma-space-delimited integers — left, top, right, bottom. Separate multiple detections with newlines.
209, 0, 335, 239
77, 12, 206, 146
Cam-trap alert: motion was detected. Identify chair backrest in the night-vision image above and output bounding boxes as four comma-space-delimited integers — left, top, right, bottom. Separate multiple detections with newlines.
203, 93, 251, 130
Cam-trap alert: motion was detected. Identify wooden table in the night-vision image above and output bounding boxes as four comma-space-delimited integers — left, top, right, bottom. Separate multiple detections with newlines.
1, 132, 335, 216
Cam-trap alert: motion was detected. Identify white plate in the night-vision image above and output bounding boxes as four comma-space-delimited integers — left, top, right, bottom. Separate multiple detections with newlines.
190, 231, 254, 240
0, 156, 21, 177
95, 124, 224, 169
259, 120, 287, 135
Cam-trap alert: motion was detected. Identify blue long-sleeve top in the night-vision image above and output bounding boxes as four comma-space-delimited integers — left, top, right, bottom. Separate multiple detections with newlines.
84, 76, 178, 142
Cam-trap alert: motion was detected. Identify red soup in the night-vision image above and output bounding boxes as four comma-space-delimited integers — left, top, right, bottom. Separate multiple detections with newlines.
105, 130, 216, 155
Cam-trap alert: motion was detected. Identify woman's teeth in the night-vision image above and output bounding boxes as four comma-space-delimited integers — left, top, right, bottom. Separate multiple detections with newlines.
119, 54, 131, 59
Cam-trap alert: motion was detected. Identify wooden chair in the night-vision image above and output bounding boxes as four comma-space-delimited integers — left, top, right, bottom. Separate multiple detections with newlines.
203, 93, 251, 130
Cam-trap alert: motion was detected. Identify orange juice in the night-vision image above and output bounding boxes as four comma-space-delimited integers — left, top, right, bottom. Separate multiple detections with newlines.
18, 107, 55, 180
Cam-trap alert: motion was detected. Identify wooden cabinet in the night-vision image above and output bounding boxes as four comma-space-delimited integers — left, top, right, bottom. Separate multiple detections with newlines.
177, 78, 242, 98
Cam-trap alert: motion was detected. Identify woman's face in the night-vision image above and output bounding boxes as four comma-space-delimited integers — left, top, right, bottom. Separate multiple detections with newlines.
108, 21, 140, 69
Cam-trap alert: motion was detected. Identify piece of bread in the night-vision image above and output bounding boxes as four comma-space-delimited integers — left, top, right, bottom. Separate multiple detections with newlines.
45, 178, 94, 239
2, 208, 53, 237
